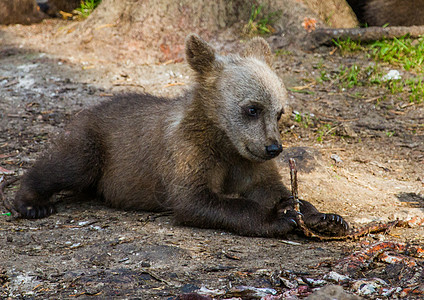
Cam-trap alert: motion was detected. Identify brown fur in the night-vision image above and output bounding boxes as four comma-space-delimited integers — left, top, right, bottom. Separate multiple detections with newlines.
365, 0, 424, 26
13, 34, 348, 237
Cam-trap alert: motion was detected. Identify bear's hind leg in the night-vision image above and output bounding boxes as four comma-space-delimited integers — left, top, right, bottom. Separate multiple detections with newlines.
14, 134, 102, 219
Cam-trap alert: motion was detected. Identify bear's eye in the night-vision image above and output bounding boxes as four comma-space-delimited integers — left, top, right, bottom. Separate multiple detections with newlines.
245, 106, 260, 118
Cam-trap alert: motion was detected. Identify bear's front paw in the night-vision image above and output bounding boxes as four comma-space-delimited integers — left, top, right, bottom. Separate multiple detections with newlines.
16, 203, 56, 219
271, 207, 302, 236
304, 213, 349, 237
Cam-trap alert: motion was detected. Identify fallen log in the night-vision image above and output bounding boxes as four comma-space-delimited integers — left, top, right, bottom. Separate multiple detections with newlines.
309, 26, 424, 47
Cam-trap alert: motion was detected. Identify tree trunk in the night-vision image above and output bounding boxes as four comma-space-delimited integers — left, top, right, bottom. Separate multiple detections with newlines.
64, 0, 325, 63
49, 0, 82, 13
301, 0, 359, 28
0, 0, 45, 25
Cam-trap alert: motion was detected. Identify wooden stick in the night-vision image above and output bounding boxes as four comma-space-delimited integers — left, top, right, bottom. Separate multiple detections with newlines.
288, 158, 300, 212
288, 158, 323, 238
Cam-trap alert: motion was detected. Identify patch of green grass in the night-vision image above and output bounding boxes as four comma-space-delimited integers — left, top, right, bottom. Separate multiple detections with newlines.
312, 61, 424, 104
387, 79, 404, 94
293, 112, 313, 128
405, 78, 424, 103
314, 62, 365, 89
287, 87, 315, 95
352, 91, 363, 98
366, 64, 383, 84
385, 131, 395, 137
243, 4, 281, 37
315, 35, 424, 104
313, 60, 331, 84
379, 75, 423, 103
318, 70, 330, 83
333, 38, 363, 54
294, 112, 302, 123
313, 59, 324, 70
370, 36, 424, 72
316, 124, 334, 142
345, 64, 361, 88
75, 0, 102, 18
338, 64, 361, 88
333, 36, 424, 73
314, 60, 423, 103
275, 49, 292, 57
324, 12, 335, 27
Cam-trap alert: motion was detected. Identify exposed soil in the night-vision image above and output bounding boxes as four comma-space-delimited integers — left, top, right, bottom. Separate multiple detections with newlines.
0, 19, 423, 299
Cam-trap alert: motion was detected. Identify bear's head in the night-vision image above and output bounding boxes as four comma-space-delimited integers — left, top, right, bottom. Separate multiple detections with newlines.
186, 34, 289, 162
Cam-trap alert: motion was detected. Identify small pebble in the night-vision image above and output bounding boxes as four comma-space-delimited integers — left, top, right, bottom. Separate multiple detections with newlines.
330, 154, 343, 164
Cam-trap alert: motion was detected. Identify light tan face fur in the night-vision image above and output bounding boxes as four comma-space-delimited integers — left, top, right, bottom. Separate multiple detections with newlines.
214, 56, 288, 162
185, 34, 288, 162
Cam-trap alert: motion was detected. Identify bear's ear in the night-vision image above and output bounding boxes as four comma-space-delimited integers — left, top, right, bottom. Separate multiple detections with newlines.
242, 37, 273, 66
185, 34, 216, 75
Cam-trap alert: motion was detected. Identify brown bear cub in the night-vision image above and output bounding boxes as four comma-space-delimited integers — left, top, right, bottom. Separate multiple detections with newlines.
13, 34, 348, 237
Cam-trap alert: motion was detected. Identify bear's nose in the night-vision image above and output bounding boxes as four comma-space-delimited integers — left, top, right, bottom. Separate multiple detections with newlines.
265, 144, 283, 158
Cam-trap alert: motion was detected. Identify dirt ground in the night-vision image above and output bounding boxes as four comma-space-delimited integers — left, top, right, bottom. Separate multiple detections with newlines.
0, 19, 423, 299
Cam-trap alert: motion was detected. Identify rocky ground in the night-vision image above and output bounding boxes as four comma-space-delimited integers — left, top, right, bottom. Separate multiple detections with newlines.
0, 19, 423, 299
